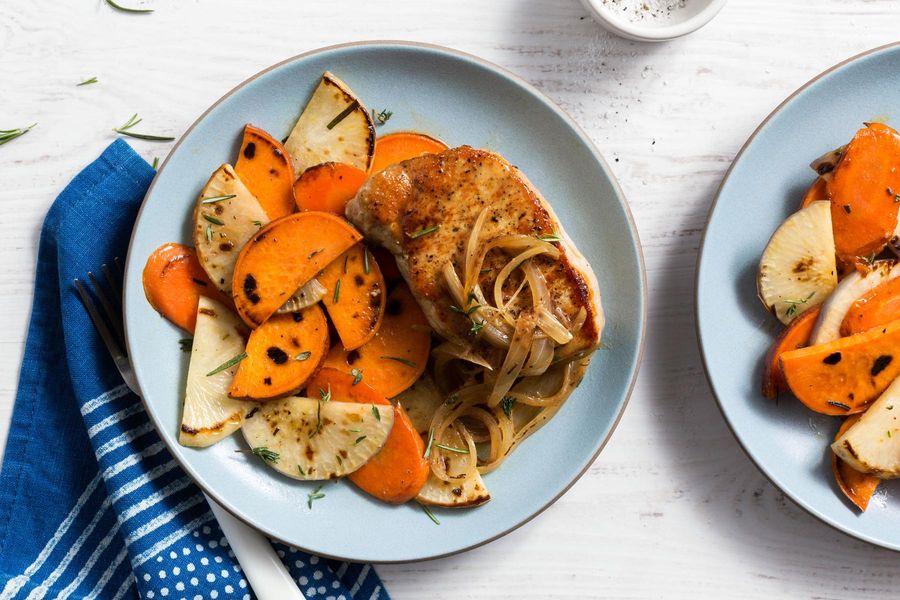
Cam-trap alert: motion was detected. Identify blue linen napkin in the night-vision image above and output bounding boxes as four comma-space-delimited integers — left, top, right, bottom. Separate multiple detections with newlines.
0, 140, 389, 600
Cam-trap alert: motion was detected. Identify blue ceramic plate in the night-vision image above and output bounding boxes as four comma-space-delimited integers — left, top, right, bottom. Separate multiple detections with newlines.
697, 43, 900, 551
124, 42, 645, 562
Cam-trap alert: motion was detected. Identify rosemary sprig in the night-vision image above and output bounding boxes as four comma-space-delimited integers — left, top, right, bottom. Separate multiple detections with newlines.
354, 435, 367, 445
294, 351, 312, 361
372, 405, 381, 421
307, 484, 326, 509
500, 396, 516, 418
372, 108, 393, 126
77, 77, 98, 87
251, 446, 279, 463
0, 123, 36, 146
201, 194, 236, 204
351, 368, 363, 385
450, 303, 480, 316
206, 351, 247, 376
298, 464, 306, 476
113, 113, 174, 141
784, 292, 815, 317
470, 320, 485, 335
408, 225, 440, 239
104, 0, 153, 13
203, 214, 224, 226
435, 443, 468, 454
537, 232, 561, 242
380, 355, 416, 368
151, 156, 159, 169
420, 502, 440, 525
423, 428, 435, 458
333, 279, 341, 304
326, 101, 358, 130
308, 248, 324, 259
320, 386, 332, 403
343, 254, 349, 274
363, 247, 370, 274
205, 224, 213, 243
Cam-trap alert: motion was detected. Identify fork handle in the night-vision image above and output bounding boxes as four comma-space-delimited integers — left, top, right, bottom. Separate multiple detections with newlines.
205, 493, 306, 600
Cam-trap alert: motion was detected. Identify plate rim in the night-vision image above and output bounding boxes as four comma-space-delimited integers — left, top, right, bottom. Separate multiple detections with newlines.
123, 39, 648, 563
695, 40, 900, 552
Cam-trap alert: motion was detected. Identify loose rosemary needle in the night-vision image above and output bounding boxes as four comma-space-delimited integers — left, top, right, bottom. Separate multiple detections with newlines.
104, 0, 153, 13
0, 124, 36, 146
113, 113, 174, 141
77, 76, 99, 87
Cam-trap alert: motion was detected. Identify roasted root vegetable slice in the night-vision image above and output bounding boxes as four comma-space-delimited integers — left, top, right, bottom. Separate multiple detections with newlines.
370, 132, 449, 174
292, 162, 367, 214
241, 395, 394, 481
234, 124, 296, 220
832, 375, 900, 478
142, 243, 231, 333
322, 283, 431, 397
307, 369, 429, 504
318, 244, 386, 351
761, 305, 820, 399
229, 305, 329, 400
180, 297, 249, 447
832, 414, 881, 511
284, 72, 375, 174
393, 375, 444, 438
781, 318, 900, 415
231, 212, 362, 327
800, 176, 829, 210
841, 275, 900, 337
758, 201, 837, 324
193, 164, 270, 294
416, 424, 491, 508
827, 123, 900, 261
811, 260, 900, 344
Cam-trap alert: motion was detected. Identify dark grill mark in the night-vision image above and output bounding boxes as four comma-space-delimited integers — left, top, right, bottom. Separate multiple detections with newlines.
354, 274, 364, 286
267, 346, 289, 365
244, 274, 261, 304
243, 142, 256, 160
823, 352, 842, 365
198, 308, 216, 317
872, 355, 893, 377
191, 277, 208, 287
292, 312, 303, 322
263, 377, 272, 385
274, 147, 283, 158
219, 241, 234, 252
451, 487, 462, 496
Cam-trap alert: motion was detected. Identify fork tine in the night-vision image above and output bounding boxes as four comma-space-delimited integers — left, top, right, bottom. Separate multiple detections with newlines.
102, 263, 121, 305
74, 278, 127, 362
87, 271, 126, 348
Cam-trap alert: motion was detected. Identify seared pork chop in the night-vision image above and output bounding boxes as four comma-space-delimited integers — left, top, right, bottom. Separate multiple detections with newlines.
345, 146, 603, 355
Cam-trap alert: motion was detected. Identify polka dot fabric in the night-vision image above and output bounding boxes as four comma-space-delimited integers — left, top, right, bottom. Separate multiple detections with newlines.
0, 143, 388, 600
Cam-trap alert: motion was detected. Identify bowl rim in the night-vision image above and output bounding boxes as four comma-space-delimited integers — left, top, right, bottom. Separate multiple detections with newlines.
580, 0, 728, 41
123, 39, 648, 563
695, 40, 900, 552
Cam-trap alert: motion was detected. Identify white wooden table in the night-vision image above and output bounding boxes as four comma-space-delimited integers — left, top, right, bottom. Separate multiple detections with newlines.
3, 1, 900, 597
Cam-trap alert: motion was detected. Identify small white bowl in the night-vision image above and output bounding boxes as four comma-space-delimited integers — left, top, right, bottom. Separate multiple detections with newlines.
580, 0, 727, 42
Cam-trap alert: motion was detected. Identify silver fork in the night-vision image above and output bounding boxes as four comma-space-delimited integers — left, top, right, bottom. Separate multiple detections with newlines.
74, 261, 306, 600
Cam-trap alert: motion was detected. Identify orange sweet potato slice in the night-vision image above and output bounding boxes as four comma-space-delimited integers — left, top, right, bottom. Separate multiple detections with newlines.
231, 212, 361, 327
827, 123, 900, 261
762, 305, 821, 399
322, 283, 431, 398
841, 277, 900, 336
234, 124, 296, 220
318, 245, 386, 351
292, 162, 367, 214
832, 414, 881, 511
800, 176, 828, 210
780, 318, 900, 415
306, 368, 429, 504
229, 304, 329, 399
371, 132, 449, 174
143, 243, 231, 333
